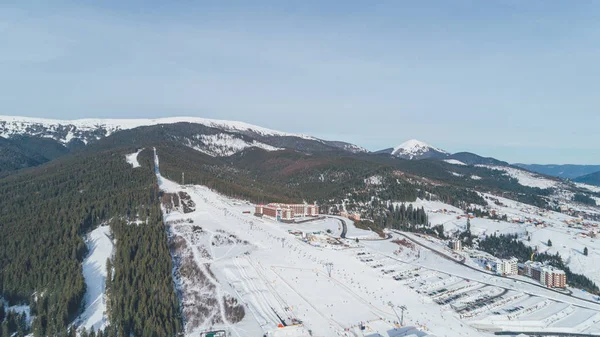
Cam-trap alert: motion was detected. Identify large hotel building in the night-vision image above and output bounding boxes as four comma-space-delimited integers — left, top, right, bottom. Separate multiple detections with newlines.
521, 261, 567, 288
255, 203, 319, 221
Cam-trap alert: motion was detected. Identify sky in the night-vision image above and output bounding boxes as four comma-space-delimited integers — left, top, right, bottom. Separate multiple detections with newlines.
1, 1, 599, 164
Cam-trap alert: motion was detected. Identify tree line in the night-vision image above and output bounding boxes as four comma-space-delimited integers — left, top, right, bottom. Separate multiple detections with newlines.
0, 147, 182, 335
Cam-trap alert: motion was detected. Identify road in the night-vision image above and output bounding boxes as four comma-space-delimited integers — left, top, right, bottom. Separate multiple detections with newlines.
324, 216, 347, 238
392, 230, 600, 309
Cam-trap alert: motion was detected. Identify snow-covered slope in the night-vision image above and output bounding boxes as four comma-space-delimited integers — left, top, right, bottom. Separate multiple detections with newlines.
478, 165, 559, 189
75, 225, 114, 332
0, 115, 366, 155
189, 133, 282, 157
391, 139, 449, 160
444, 159, 467, 166
153, 150, 480, 337
125, 149, 143, 168
0, 115, 314, 143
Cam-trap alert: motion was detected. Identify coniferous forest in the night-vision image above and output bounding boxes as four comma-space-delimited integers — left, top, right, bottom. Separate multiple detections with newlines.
0, 148, 181, 336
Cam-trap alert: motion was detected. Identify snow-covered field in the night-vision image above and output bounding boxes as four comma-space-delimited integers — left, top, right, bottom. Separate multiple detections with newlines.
75, 225, 114, 332
153, 149, 600, 337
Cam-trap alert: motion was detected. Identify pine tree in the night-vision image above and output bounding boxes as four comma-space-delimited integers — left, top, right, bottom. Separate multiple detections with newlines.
548, 239, 552, 247
584, 247, 589, 256
1, 322, 9, 337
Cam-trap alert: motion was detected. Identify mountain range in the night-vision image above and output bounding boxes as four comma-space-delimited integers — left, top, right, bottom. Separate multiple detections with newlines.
1, 114, 600, 336
1, 115, 599, 186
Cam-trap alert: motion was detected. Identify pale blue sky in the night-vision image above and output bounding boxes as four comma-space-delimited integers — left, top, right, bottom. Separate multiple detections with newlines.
1, 1, 599, 164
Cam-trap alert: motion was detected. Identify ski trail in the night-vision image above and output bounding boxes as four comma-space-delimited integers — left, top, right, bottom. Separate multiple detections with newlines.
155, 149, 241, 337
231, 257, 281, 328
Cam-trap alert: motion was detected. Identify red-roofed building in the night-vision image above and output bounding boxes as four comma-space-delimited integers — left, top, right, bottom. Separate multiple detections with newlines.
255, 203, 319, 221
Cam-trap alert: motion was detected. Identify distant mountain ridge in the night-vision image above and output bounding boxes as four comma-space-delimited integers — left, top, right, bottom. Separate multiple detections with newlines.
448, 152, 508, 166
3, 116, 596, 185
514, 164, 600, 180
0, 115, 367, 156
575, 171, 600, 187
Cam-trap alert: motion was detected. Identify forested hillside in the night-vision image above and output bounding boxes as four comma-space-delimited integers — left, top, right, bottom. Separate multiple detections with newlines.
0, 147, 180, 336
575, 170, 600, 187
0, 136, 70, 174
2, 122, 590, 336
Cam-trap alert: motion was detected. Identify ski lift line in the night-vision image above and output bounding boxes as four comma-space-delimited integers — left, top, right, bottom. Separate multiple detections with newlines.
245, 256, 299, 322
231, 257, 280, 327
269, 264, 396, 324
239, 258, 288, 327
269, 265, 347, 334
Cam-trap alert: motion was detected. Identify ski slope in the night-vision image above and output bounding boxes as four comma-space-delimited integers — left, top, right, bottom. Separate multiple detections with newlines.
154, 149, 480, 337
75, 225, 114, 332
154, 147, 600, 336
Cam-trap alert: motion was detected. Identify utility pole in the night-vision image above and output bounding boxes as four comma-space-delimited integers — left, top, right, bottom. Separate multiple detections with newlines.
399, 305, 406, 326
388, 302, 400, 325
325, 262, 334, 277
388, 302, 407, 326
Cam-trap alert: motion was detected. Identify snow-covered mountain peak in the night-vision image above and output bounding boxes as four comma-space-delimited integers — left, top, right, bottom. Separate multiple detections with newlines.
391, 139, 449, 160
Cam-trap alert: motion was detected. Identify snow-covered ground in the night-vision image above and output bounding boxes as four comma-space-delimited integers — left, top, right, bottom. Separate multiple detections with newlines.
155, 150, 455, 337
0, 115, 317, 142
0, 300, 32, 325
125, 149, 143, 168
189, 133, 281, 157
576, 182, 600, 194
444, 159, 467, 166
152, 148, 600, 336
410, 191, 600, 289
478, 165, 558, 189
368, 232, 600, 335
74, 225, 114, 332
